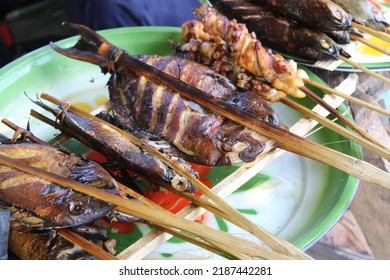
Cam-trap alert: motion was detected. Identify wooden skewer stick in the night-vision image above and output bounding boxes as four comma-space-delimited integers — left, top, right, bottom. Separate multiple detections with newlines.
0, 153, 291, 260
111, 54, 390, 189
1, 118, 249, 260
281, 97, 390, 161
299, 85, 388, 149
115, 185, 245, 259
118, 75, 359, 259
304, 78, 390, 117
352, 22, 390, 44
35, 94, 311, 260
0, 126, 119, 260
350, 33, 390, 57
340, 56, 390, 85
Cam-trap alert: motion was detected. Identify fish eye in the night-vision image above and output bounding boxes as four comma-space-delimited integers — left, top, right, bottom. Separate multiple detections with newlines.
335, 11, 343, 20
69, 202, 85, 215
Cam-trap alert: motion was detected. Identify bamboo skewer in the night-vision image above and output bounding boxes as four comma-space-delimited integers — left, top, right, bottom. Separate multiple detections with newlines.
34, 93, 311, 260
281, 97, 390, 161
104, 55, 390, 189
118, 75, 359, 259
0, 152, 291, 260
304, 78, 390, 117
351, 33, 390, 57
340, 55, 390, 85
116, 184, 249, 259
352, 22, 390, 44
0, 121, 252, 260
115, 185, 245, 259
299, 85, 388, 148
29, 104, 297, 259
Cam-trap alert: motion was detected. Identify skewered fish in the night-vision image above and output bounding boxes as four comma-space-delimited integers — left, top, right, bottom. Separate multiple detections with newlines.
251, 0, 352, 32
0, 143, 118, 229
7, 206, 116, 260
31, 98, 198, 192
332, 0, 389, 32
208, 0, 347, 61
50, 23, 281, 166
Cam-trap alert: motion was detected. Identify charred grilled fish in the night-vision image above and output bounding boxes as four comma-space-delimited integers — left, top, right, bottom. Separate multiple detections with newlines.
50, 23, 281, 166
8, 217, 113, 260
209, 0, 346, 61
0, 143, 118, 229
332, 0, 389, 32
31, 99, 198, 192
251, 0, 352, 32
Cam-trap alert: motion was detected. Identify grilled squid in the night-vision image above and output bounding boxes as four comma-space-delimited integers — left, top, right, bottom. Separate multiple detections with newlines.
194, 4, 307, 99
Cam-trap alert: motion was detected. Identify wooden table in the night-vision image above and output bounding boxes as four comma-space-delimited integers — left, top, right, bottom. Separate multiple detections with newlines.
304, 68, 390, 260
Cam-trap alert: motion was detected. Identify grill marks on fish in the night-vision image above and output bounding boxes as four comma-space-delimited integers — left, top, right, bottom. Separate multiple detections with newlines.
50, 23, 280, 166
109, 54, 278, 165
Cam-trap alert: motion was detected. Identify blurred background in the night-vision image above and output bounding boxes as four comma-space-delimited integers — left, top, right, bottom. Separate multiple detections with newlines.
0, 0, 71, 67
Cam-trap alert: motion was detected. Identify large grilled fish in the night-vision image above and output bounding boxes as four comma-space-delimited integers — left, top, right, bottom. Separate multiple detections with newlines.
50, 23, 281, 166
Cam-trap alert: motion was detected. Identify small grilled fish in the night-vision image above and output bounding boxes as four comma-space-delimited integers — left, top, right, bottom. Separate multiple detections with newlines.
31, 99, 198, 192
0, 143, 118, 229
332, 0, 389, 32
251, 0, 352, 32
209, 0, 347, 61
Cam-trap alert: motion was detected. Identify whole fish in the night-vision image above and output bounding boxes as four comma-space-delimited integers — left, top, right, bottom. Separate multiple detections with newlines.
31, 99, 198, 192
0, 143, 118, 229
208, 0, 347, 61
251, 0, 352, 32
50, 23, 280, 166
8, 217, 112, 260
332, 0, 389, 32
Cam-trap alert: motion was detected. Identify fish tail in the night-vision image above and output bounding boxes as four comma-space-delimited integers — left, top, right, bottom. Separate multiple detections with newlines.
50, 22, 120, 73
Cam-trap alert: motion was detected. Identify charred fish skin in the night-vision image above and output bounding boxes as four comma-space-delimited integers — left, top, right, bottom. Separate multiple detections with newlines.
0, 143, 118, 229
51, 23, 279, 166
251, 0, 352, 32
209, 0, 342, 61
32, 100, 197, 192
109, 53, 277, 165
332, 0, 389, 32
8, 220, 103, 260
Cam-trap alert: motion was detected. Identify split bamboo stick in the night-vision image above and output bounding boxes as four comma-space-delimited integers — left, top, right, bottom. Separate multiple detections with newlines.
56, 229, 118, 260
351, 33, 390, 57
118, 75, 359, 259
102, 55, 390, 189
352, 22, 390, 44
299, 85, 388, 148
0, 153, 291, 260
35, 93, 311, 260
304, 78, 390, 117
340, 56, 390, 85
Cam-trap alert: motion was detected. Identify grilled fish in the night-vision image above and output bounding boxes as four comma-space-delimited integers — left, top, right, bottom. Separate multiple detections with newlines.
0, 143, 118, 229
50, 23, 281, 166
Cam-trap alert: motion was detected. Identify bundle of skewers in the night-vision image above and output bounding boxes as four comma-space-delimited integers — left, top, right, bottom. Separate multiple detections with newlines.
1, 1, 390, 260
